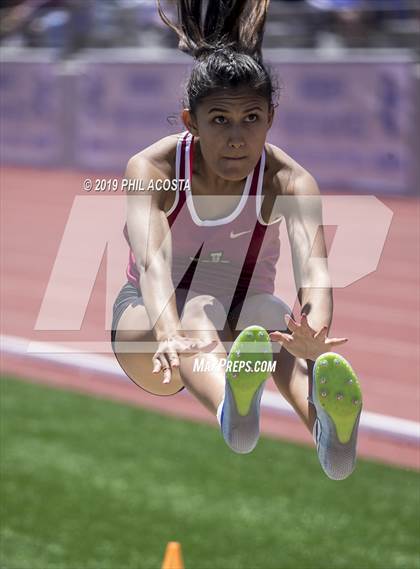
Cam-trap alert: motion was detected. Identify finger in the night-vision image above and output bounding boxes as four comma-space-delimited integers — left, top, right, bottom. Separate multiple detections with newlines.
159, 354, 172, 384
269, 331, 293, 343
193, 339, 218, 352
166, 350, 180, 368
180, 339, 218, 356
284, 314, 298, 332
326, 338, 348, 347
153, 352, 169, 379
152, 354, 162, 373
300, 313, 316, 333
162, 366, 172, 384
269, 331, 283, 340
314, 326, 328, 340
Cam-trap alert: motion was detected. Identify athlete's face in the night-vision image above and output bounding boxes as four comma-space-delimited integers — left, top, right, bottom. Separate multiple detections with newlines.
183, 88, 274, 182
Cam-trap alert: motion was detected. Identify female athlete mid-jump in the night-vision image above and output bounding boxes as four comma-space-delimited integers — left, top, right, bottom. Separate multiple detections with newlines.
111, 0, 362, 480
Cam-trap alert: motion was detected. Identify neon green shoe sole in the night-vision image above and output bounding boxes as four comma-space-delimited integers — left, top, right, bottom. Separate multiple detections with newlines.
313, 352, 362, 444
225, 325, 273, 416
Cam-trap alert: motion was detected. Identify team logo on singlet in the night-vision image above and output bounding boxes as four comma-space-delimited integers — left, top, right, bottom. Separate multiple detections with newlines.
189, 251, 230, 264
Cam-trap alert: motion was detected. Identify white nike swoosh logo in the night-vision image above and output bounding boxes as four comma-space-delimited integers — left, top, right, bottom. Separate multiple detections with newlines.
230, 229, 252, 239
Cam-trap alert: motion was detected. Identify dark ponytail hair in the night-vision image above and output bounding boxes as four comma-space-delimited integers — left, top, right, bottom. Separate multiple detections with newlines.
157, 0, 276, 113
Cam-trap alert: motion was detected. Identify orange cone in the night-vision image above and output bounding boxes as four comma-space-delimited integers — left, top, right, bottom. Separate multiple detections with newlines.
161, 541, 185, 569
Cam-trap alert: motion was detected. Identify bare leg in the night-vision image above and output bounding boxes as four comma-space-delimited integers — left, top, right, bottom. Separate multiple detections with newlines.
177, 344, 226, 415
230, 291, 361, 479
271, 348, 316, 433
113, 291, 231, 415
230, 292, 316, 434
177, 293, 231, 415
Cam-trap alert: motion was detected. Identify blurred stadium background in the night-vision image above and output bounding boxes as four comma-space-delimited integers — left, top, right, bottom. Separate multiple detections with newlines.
1, 1, 419, 568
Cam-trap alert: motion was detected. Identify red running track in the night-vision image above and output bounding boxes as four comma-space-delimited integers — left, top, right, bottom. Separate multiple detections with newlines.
1, 166, 419, 470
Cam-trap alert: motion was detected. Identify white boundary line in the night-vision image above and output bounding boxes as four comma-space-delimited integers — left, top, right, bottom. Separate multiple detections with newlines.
1, 334, 419, 444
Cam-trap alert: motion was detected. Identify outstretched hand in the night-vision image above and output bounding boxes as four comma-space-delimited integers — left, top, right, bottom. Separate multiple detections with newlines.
269, 314, 348, 361
152, 335, 217, 384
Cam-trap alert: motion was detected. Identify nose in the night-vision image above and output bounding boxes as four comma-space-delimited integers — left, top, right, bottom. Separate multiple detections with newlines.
229, 141, 245, 149
228, 126, 245, 149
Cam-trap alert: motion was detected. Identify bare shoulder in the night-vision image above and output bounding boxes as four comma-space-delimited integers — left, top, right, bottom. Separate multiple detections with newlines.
125, 134, 181, 211
265, 143, 320, 197
125, 133, 180, 178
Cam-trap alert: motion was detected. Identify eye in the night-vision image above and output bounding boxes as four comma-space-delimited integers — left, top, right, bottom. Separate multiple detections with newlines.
245, 113, 258, 123
213, 116, 228, 125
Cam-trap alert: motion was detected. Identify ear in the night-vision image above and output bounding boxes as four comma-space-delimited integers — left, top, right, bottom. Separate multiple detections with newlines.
267, 105, 275, 129
182, 108, 199, 136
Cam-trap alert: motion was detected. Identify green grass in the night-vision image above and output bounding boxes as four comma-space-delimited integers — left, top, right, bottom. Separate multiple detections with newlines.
1, 375, 419, 569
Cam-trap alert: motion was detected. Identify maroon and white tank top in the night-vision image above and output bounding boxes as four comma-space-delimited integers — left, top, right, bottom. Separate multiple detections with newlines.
123, 131, 281, 302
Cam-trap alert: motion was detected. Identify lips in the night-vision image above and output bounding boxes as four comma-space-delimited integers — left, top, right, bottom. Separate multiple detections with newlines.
224, 156, 247, 160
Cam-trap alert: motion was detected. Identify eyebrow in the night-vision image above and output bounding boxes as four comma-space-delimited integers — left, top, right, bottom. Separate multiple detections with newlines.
207, 106, 264, 114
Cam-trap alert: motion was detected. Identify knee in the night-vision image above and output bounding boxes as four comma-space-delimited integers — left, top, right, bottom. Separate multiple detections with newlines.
181, 294, 228, 335
236, 293, 292, 333
261, 296, 292, 333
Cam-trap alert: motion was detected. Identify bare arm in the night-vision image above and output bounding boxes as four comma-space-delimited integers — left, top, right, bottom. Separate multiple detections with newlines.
125, 156, 182, 341
125, 155, 216, 383
270, 172, 347, 360
285, 172, 333, 331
